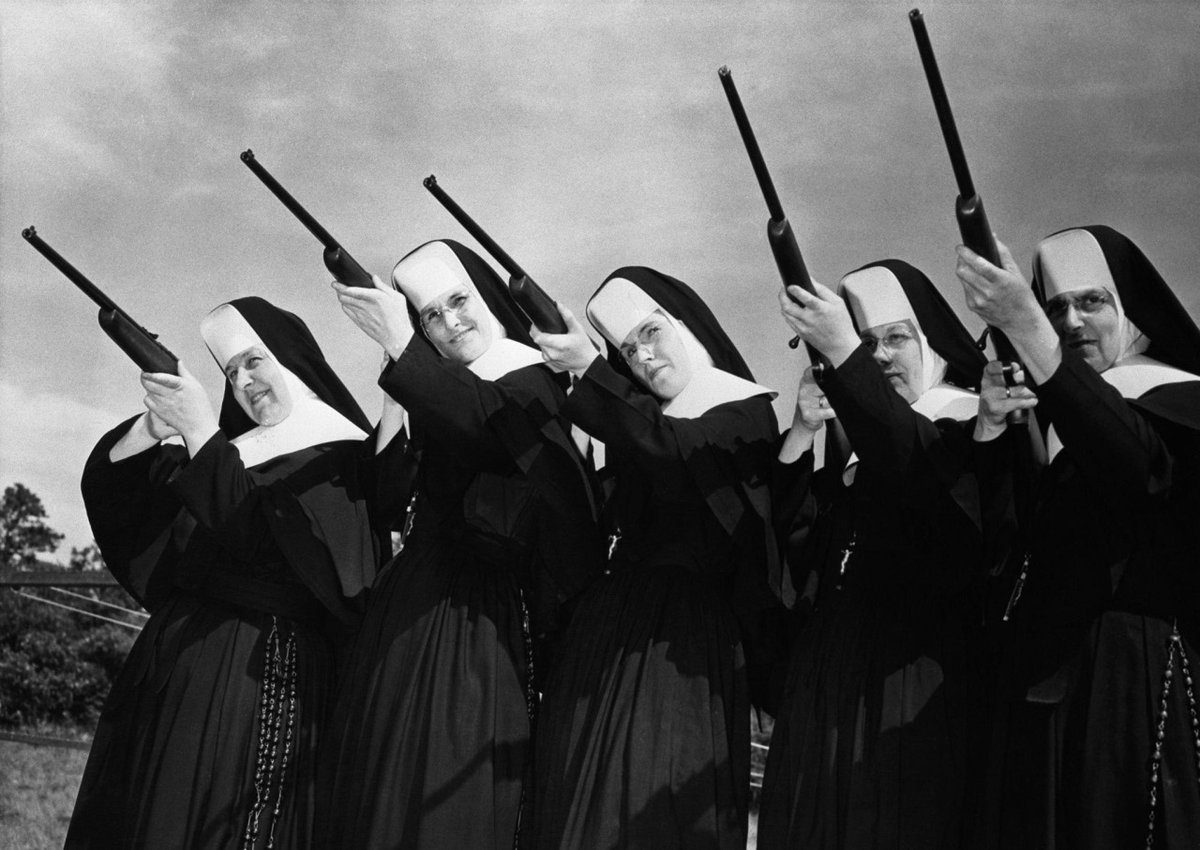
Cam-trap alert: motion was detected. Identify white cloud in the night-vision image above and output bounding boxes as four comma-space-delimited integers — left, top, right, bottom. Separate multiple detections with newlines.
2, 2, 178, 180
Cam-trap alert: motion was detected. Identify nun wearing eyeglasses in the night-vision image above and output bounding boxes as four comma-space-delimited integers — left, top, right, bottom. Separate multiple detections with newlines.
320, 240, 603, 849
530, 267, 786, 849
66, 297, 399, 850
757, 261, 989, 850
956, 227, 1200, 849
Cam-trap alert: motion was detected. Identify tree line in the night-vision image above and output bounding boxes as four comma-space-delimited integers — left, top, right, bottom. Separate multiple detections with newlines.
0, 482, 139, 730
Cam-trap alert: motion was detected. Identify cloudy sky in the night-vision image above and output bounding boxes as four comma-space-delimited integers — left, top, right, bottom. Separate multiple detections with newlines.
2, 0, 1198, 556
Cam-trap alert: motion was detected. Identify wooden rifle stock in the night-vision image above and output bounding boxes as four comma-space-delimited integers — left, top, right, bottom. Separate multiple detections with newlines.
718, 66, 826, 377
909, 10, 1026, 421
22, 226, 178, 374
240, 149, 374, 288
422, 175, 567, 334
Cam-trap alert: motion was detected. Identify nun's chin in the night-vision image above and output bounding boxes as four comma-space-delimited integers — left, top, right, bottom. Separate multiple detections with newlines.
1068, 334, 1120, 374
893, 377, 921, 405
645, 367, 690, 402
245, 398, 293, 428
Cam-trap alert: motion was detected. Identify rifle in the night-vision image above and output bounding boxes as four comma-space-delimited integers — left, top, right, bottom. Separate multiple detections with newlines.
240, 149, 375, 288
909, 9, 1025, 419
22, 226, 179, 374
718, 66, 826, 380
422, 175, 567, 334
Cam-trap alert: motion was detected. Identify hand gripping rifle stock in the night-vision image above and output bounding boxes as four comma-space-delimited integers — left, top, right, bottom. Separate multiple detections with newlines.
718, 66, 827, 382
22, 226, 179, 374
909, 9, 1026, 422
240, 149, 375, 288
422, 175, 567, 334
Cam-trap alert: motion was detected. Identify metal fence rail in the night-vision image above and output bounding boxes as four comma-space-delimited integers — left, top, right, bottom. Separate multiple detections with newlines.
0, 730, 91, 751
0, 564, 120, 587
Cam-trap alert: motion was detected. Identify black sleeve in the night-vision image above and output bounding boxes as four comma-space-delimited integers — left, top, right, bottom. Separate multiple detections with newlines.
821, 345, 946, 475
360, 423, 419, 539
80, 416, 189, 610
167, 432, 272, 556
1035, 350, 1173, 504
972, 430, 1023, 578
824, 346, 981, 528
564, 356, 775, 508
565, 357, 788, 627
379, 340, 563, 473
771, 443, 818, 587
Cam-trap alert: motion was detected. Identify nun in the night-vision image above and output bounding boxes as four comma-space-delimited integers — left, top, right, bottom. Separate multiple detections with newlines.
757, 261, 988, 849
320, 240, 603, 849
956, 226, 1200, 848
66, 297, 398, 849
531, 267, 785, 849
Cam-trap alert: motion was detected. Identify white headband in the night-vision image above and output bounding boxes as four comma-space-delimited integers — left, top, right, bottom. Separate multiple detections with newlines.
1035, 229, 1120, 304
392, 242, 475, 313
840, 265, 917, 330
200, 303, 267, 370
586, 277, 662, 346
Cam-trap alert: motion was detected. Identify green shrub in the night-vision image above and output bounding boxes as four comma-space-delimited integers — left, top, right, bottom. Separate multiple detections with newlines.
0, 589, 136, 728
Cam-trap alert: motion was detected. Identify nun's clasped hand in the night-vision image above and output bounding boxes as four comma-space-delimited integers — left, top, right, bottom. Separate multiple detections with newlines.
333, 275, 413, 359
140, 362, 218, 447
530, 304, 599, 377
142, 410, 178, 441
954, 239, 1043, 332
975, 360, 1038, 440
779, 282, 861, 365
796, 367, 836, 433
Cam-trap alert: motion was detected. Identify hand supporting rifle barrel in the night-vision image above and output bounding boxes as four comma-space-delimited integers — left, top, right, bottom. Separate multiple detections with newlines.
422, 175, 567, 334
240, 148, 375, 288
22, 226, 179, 374
909, 8, 1026, 423
718, 65, 827, 381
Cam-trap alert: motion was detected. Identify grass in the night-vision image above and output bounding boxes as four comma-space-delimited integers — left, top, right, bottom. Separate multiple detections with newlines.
0, 722, 769, 849
0, 732, 89, 850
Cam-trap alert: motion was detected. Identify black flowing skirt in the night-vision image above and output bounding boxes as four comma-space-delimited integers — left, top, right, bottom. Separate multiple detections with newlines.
65, 594, 333, 850
758, 578, 972, 850
319, 536, 530, 849
533, 562, 748, 850
976, 611, 1200, 850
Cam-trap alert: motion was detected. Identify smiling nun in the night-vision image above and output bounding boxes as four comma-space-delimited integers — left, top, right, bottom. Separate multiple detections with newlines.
530, 267, 787, 849
320, 240, 603, 849
758, 260, 988, 849
956, 226, 1200, 848
66, 297, 396, 850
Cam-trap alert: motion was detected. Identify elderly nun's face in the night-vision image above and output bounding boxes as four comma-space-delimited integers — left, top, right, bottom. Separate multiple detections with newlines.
419, 285, 494, 364
861, 321, 923, 404
1045, 288, 1122, 373
224, 346, 294, 426
620, 312, 693, 400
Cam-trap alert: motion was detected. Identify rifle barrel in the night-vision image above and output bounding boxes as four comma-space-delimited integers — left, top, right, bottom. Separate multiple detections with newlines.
718, 66, 786, 222
22, 226, 118, 313
908, 10, 976, 200
422, 176, 527, 279
240, 149, 338, 248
